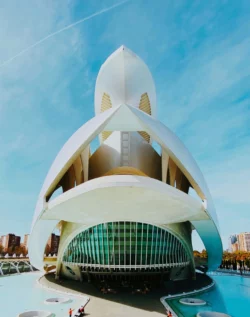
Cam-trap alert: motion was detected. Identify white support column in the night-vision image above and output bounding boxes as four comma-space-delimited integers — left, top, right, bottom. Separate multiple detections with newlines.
158, 229, 162, 265
146, 224, 149, 267
130, 222, 132, 269
174, 238, 177, 266
135, 222, 138, 268
0, 263, 4, 275
81, 232, 84, 264
162, 231, 166, 266
150, 226, 154, 267
124, 221, 126, 267
27, 261, 33, 272
112, 222, 115, 266
83, 232, 87, 264
91, 228, 96, 264
154, 227, 158, 266
10, 262, 19, 274
169, 234, 173, 266
166, 232, 169, 266
96, 226, 100, 266
86, 230, 89, 264
179, 242, 182, 266
180, 245, 183, 264
101, 225, 104, 266
81, 145, 90, 182
140, 223, 143, 266
106, 224, 110, 267
161, 148, 169, 183
118, 222, 121, 268
55, 262, 62, 280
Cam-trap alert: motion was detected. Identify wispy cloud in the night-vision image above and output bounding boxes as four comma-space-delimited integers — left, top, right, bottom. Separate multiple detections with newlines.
0, 0, 132, 236
0, 1, 87, 234
0, 0, 249, 250
0, 0, 129, 69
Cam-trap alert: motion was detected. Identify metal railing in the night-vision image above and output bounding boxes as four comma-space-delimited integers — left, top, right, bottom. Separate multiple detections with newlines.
208, 268, 250, 277
0, 258, 34, 276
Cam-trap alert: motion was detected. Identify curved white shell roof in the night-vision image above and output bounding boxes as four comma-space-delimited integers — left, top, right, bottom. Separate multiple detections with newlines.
95, 46, 156, 117
29, 46, 222, 273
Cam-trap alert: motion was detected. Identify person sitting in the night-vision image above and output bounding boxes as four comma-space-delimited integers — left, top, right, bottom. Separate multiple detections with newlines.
80, 306, 85, 314
75, 306, 84, 317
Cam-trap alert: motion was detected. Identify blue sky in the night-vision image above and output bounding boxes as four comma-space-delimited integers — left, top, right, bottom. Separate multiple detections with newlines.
0, 0, 250, 250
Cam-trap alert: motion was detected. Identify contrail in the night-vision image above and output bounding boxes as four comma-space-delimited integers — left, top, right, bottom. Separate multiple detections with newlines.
0, 0, 129, 69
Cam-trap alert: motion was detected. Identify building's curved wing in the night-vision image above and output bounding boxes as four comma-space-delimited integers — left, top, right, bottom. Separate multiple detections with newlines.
30, 103, 222, 271
31, 106, 119, 230
125, 105, 223, 270
95, 46, 157, 117
127, 105, 219, 228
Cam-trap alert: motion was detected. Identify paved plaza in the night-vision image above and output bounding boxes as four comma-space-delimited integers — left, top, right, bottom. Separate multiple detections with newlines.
40, 273, 167, 317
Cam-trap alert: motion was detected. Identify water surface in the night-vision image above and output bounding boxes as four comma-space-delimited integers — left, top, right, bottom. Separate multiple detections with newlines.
167, 274, 250, 317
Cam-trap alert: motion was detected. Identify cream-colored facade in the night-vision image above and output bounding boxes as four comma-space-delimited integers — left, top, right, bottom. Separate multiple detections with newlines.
237, 233, 250, 252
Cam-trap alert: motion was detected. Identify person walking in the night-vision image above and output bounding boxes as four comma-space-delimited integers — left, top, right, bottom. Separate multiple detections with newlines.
69, 308, 74, 317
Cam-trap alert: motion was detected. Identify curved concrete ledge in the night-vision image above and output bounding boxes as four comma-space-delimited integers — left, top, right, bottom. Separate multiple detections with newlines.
179, 298, 206, 306
45, 175, 206, 225
37, 274, 90, 303
159, 300, 178, 317
44, 297, 71, 304
161, 279, 215, 301
160, 279, 215, 316
18, 311, 54, 317
197, 312, 231, 317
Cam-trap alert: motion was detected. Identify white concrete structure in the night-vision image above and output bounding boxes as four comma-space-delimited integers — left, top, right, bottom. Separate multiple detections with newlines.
197, 313, 231, 317
179, 298, 206, 306
29, 46, 222, 283
44, 297, 70, 304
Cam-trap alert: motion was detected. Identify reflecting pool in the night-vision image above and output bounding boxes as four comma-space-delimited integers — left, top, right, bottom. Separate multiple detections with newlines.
167, 274, 250, 317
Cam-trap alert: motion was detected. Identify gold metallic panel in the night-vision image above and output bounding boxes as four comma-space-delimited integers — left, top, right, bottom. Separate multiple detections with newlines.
101, 93, 112, 142
101, 93, 112, 112
103, 166, 148, 177
138, 131, 150, 143
101, 131, 112, 141
138, 93, 151, 142
139, 93, 151, 115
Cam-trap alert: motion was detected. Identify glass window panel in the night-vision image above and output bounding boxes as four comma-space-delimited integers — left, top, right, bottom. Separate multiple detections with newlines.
62, 222, 189, 269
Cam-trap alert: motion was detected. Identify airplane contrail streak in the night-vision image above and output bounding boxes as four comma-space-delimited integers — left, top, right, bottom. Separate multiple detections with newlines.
0, 0, 129, 69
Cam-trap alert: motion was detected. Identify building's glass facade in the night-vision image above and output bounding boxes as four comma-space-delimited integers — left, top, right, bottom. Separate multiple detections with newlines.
63, 222, 189, 269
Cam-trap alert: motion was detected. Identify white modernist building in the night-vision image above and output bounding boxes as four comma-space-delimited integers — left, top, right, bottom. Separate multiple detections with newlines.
29, 46, 222, 282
